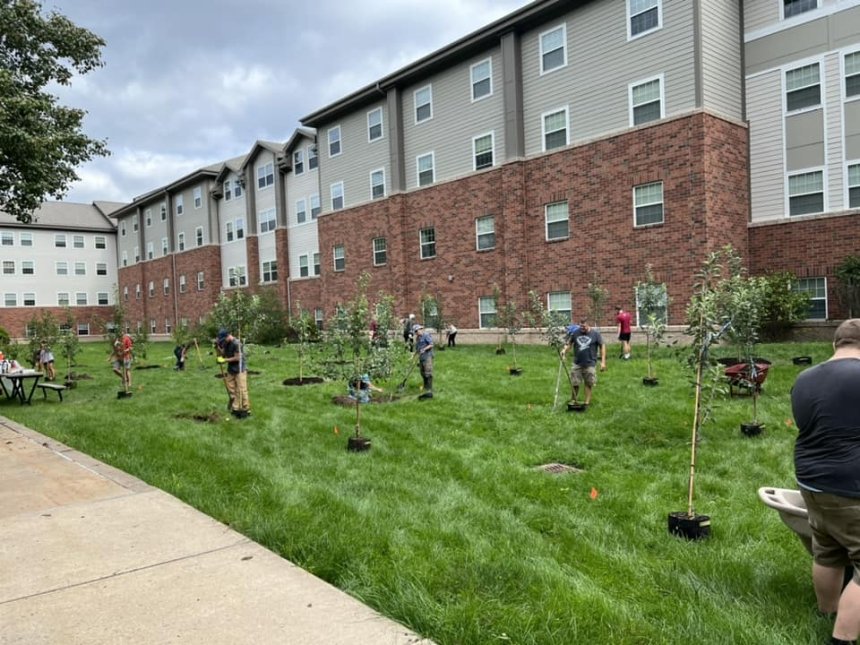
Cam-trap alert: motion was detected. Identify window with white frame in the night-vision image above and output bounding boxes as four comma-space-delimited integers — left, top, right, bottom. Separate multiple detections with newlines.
308, 145, 318, 170
135, 284, 141, 299
179, 274, 187, 293
371, 169, 385, 199
236, 218, 245, 239
228, 266, 247, 287
331, 182, 344, 210
540, 24, 566, 74
161, 237, 168, 256
1, 232, 13, 246
234, 178, 243, 198
225, 221, 234, 242
122, 250, 128, 267
122, 287, 128, 301
134, 246, 140, 262
55, 234, 66, 248
333, 245, 345, 272
783, 0, 818, 19
97, 292, 109, 306
196, 227, 204, 246
473, 133, 494, 170
296, 199, 307, 224
293, 149, 304, 175
545, 201, 569, 240
197, 271, 204, 291
849, 163, 860, 208
145, 209, 152, 227
257, 162, 274, 189
224, 179, 234, 201
794, 277, 827, 319
415, 86, 433, 123
313, 252, 320, 276
193, 186, 202, 209
328, 126, 342, 157
150, 319, 157, 334
175, 195, 184, 215
58, 292, 70, 306
786, 63, 821, 112
471, 58, 492, 100
629, 0, 661, 38
73, 235, 84, 248
548, 291, 572, 321
299, 254, 310, 278
368, 107, 383, 141
420, 227, 436, 259
788, 170, 824, 215
56, 261, 68, 276
76, 292, 87, 306
2, 260, 13, 275
96, 262, 107, 276
22, 292, 35, 306
165, 319, 172, 334
74, 261, 86, 276
476, 215, 495, 250
146, 241, 154, 260
20, 232, 32, 246
132, 215, 139, 231
4, 293, 16, 307
260, 208, 276, 233
417, 153, 435, 186
120, 222, 126, 237
630, 76, 663, 125
77, 323, 90, 336
373, 237, 387, 266
178, 232, 186, 251
22, 260, 34, 275
314, 308, 324, 331
310, 194, 321, 219
479, 296, 497, 328
148, 281, 154, 297
634, 181, 664, 226
846, 51, 860, 99
262, 260, 277, 283
160, 203, 167, 221
542, 107, 568, 151
635, 282, 668, 326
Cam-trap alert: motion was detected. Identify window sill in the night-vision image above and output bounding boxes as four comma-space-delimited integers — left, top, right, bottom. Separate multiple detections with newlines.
545, 236, 569, 243
634, 222, 664, 230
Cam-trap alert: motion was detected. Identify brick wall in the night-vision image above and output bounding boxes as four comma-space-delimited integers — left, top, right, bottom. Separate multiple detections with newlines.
0, 306, 114, 339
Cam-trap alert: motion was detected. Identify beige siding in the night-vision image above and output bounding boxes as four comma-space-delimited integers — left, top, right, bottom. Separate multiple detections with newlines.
285, 134, 321, 280
174, 183, 211, 250
825, 51, 844, 210
748, 69, 786, 221
288, 224, 319, 281
701, 0, 743, 120
253, 152, 278, 215
785, 110, 824, 171
218, 171, 248, 288
846, 100, 860, 159
743, 0, 780, 34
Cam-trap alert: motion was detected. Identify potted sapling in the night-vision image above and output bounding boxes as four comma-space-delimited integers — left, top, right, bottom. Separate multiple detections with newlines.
527, 290, 575, 410
586, 277, 610, 330
636, 265, 669, 386
491, 284, 505, 354
499, 299, 523, 375
283, 303, 323, 386
58, 308, 80, 388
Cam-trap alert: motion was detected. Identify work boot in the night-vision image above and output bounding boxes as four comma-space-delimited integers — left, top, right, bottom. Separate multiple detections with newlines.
418, 376, 433, 400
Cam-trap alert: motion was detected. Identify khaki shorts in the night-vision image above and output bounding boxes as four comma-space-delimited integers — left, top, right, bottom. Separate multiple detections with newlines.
570, 365, 597, 387
801, 488, 860, 584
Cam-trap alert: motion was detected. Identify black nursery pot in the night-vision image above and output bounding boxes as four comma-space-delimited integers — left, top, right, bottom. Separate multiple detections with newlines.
567, 402, 587, 412
668, 512, 711, 540
347, 436, 371, 452
642, 377, 659, 387
509, 367, 523, 376
793, 356, 812, 365
495, 348, 506, 355
117, 390, 132, 399
740, 422, 764, 437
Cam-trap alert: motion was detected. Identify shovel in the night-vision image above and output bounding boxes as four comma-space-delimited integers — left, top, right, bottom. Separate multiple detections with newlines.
396, 353, 419, 392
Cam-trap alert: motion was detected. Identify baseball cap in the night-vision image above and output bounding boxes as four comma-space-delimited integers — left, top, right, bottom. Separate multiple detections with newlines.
566, 324, 580, 335
412, 324, 423, 333
217, 328, 229, 342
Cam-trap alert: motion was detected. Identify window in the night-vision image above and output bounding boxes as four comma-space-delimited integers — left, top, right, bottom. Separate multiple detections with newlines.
420, 227, 436, 259
314, 308, 324, 331
4, 293, 16, 307
22, 260, 34, 275
58, 292, 70, 306
471, 58, 492, 100
788, 170, 824, 215
228, 266, 247, 287
635, 283, 668, 326
96, 262, 107, 276
147, 241, 154, 260
786, 63, 821, 112
224, 179, 234, 201
371, 169, 385, 199
20, 232, 32, 247
542, 107, 569, 151
473, 133, 494, 170
299, 254, 309, 278
94, 235, 105, 249
417, 153, 435, 186
161, 237, 168, 256
783, 0, 818, 19
163, 278, 170, 295
540, 24, 566, 74
313, 252, 320, 276
479, 296, 497, 328
310, 194, 321, 219
120, 222, 126, 237
56, 261, 68, 276
97, 292, 109, 306
331, 182, 344, 210
134, 246, 140, 262
122, 251, 128, 267
545, 201, 570, 240
150, 319, 157, 334
634, 181, 665, 226
849, 163, 860, 208
225, 221, 234, 242
1, 232, 13, 246
294, 149, 304, 175
123, 287, 128, 302
333, 245, 345, 272
629, 0, 661, 38
135, 284, 141, 299
148, 281, 155, 297
368, 107, 383, 141
257, 162, 274, 189
308, 145, 318, 170
179, 274, 187, 293
630, 76, 663, 125
197, 271, 205, 291
74, 262, 86, 276
77, 323, 90, 336
145, 209, 152, 227
175, 195, 184, 215
178, 232, 186, 251
414, 85, 433, 123
132, 215, 139, 231
196, 226, 204, 247
55, 234, 66, 248
262, 260, 277, 283
159, 204, 166, 221
234, 178, 243, 198
193, 187, 202, 209
296, 199, 307, 224
1, 260, 15, 276
476, 215, 495, 250
373, 237, 387, 266
165, 319, 172, 334
257, 208, 274, 234
328, 126, 342, 157
846, 52, 860, 99
75, 292, 87, 306
794, 277, 827, 319
548, 292, 572, 322
72, 235, 84, 249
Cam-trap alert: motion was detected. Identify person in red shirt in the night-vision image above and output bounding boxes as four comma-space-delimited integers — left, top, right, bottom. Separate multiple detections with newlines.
615, 306, 633, 360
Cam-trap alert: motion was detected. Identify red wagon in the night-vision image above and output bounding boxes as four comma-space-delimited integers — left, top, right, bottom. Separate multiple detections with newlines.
724, 360, 771, 396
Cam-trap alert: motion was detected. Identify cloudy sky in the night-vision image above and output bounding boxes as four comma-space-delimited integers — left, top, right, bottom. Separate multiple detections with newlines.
41, 0, 529, 204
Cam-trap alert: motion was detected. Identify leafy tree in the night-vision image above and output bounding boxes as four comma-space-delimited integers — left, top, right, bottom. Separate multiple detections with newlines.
636, 265, 669, 382
57, 307, 80, 382
497, 299, 523, 370
527, 289, 573, 409
586, 277, 610, 328
132, 326, 149, 361
205, 290, 287, 345
26, 309, 59, 365
836, 255, 860, 318
758, 271, 810, 341
0, 0, 109, 222
288, 302, 318, 382
723, 274, 768, 425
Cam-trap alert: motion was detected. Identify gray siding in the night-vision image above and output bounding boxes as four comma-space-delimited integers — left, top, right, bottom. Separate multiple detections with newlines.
401, 48, 505, 190
521, 0, 696, 158
173, 182, 211, 251
701, 0, 744, 120
785, 110, 824, 171
846, 100, 860, 159
748, 69, 786, 221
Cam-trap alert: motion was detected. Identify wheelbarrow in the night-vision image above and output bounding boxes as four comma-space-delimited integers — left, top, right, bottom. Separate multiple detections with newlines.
725, 360, 770, 396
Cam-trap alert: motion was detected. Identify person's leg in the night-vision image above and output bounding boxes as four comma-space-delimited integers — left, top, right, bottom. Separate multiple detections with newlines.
225, 373, 238, 411
834, 579, 860, 642
237, 371, 250, 411
814, 562, 845, 613
125, 360, 132, 388
583, 367, 597, 405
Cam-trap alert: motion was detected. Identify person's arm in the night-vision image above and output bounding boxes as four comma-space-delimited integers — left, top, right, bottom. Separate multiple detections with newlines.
600, 342, 607, 371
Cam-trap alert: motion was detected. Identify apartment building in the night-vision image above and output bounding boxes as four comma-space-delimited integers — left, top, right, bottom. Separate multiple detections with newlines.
6, 0, 855, 339
0, 202, 122, 337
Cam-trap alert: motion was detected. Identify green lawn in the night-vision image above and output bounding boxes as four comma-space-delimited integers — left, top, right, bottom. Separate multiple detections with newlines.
0, 339, 834, 644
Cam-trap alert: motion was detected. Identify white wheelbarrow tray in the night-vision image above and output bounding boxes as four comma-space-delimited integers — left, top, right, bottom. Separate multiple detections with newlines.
757, 486, 813, 555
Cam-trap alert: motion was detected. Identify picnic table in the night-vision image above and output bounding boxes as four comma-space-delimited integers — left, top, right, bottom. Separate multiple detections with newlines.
0, 369, 43, 405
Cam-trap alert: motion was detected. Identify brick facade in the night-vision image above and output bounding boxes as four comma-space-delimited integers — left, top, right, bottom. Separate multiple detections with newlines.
0, 306, 113, 339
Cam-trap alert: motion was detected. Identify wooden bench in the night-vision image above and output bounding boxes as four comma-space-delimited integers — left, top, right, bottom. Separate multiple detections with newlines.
36, 382, 67, 401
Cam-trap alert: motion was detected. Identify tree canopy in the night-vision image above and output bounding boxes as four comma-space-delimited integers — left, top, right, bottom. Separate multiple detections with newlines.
0, 0, 108, 222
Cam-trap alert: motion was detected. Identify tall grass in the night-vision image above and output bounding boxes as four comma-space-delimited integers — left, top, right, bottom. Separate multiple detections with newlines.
1, 339, 834, 644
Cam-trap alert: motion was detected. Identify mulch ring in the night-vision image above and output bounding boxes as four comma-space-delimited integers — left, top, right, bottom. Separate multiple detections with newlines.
174, 412, 222, 423
283, 376, 324, 386
134, 365, 161, 370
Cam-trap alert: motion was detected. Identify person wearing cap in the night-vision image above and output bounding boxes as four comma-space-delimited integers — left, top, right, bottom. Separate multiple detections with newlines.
216, 328, 251, 419
413, 323, 434, 399
348, 373, 383, 404
560, 319, 606, 407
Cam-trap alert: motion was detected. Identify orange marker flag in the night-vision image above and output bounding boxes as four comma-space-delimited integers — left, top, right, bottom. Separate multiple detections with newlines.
334, 426, 340, 435
590, 487, 599, 500
785, 419, 793, 427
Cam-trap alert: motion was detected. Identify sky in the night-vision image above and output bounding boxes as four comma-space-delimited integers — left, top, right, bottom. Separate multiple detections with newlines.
41, 0, 530, 205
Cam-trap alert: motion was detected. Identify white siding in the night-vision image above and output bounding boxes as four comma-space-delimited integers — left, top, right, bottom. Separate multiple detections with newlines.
701, 1, 744, 121
743, 0, 780, 33
748, 69, 786, 221
219, 170, 248, 287
285, 133, 321, 280
825, 51, 845, 210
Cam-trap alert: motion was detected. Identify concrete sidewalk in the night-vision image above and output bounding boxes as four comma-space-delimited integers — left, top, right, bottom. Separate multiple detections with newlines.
0, 417, 433, 645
